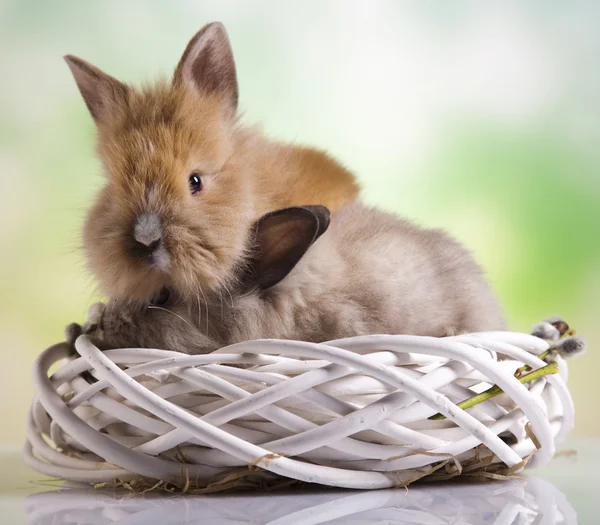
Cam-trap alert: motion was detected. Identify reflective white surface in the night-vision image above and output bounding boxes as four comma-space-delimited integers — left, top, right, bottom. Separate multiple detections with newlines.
2, 439, 598, 525
23, 478, 575, 525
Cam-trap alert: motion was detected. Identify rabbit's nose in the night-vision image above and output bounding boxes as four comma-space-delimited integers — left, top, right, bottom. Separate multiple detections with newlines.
133, 213, 162, 252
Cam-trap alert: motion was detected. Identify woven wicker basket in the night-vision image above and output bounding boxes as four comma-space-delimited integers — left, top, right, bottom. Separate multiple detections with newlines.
24, 325, 574, 490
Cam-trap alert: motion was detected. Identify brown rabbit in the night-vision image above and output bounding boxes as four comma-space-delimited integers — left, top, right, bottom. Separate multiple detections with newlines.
90, 203, 505, 355
65, 22, 359, 303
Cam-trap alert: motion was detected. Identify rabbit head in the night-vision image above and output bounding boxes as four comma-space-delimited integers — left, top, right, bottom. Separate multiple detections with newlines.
95, 205, 331, 354
66, 23, 258, 302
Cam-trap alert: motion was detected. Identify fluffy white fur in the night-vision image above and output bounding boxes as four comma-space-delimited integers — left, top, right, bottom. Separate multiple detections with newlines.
94, 203, 505, 354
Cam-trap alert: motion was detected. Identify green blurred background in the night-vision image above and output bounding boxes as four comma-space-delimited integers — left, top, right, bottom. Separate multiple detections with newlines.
1, 0, 599, 443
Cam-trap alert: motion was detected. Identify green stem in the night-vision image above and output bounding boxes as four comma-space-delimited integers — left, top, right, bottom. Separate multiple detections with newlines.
514, 348, 554, 378
429, 362, 559, 421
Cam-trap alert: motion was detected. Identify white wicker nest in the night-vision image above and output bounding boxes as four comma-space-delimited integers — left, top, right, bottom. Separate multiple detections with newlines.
24, 327, 575, 491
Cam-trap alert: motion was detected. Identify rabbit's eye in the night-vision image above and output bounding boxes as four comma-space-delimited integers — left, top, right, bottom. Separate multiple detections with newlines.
150, 287, 171, 306
189, 172, 203, 194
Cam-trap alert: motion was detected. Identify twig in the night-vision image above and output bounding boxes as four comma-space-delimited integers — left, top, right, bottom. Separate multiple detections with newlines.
429, 362, 559, 420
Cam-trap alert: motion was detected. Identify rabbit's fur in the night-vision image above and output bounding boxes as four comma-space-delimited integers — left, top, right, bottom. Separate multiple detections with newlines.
93, 203, 505, 354
65, 23, 359, 303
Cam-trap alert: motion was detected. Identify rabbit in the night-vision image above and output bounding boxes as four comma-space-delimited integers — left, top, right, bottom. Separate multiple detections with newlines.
89, 202, 506, 355
65, 22, 359, 304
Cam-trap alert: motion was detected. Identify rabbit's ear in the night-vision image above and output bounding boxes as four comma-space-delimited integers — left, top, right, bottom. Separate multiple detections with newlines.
64, 55, 128, 124
243, 206, 331, 291
174, 22, 238, 111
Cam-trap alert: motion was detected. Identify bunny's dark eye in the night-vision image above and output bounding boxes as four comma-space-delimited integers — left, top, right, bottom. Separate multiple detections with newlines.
150, 287, 171, 306
189, 172, 203, 194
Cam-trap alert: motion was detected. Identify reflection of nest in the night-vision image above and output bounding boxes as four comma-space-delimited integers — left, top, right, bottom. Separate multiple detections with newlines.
25, 476, 576, 525
24, 316, 578, 491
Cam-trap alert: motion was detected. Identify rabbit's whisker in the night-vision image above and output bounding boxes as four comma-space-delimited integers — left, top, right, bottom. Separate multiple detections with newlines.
147, 305, 196, 331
